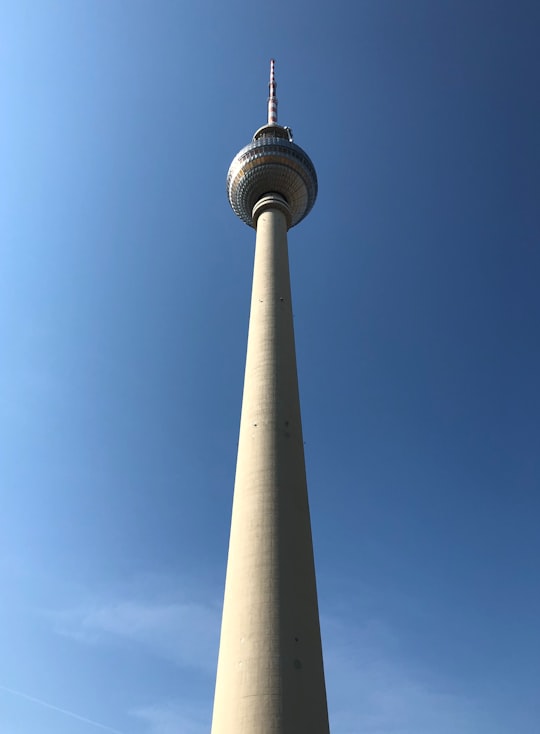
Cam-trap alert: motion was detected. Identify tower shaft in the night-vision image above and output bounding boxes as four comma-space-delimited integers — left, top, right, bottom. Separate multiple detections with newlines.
211, 197, 329, 734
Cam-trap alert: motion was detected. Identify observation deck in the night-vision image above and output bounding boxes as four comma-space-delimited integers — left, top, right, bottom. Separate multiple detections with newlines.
227, 123, 318, 229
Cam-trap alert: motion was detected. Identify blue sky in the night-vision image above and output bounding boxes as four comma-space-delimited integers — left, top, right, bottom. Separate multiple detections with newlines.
1, 1, 539, 732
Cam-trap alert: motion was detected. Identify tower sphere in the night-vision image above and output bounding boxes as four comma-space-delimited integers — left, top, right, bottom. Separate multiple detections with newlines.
227, 123, 318, 229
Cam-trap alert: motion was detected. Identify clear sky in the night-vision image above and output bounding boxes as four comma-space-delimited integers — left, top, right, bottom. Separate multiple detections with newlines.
1, 1, 539, 733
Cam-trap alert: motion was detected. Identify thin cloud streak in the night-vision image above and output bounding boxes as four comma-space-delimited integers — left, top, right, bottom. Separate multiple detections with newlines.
0, 684, 126, 734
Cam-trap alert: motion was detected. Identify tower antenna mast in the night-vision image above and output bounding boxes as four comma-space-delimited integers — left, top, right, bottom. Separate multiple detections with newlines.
268, 58, 278, 124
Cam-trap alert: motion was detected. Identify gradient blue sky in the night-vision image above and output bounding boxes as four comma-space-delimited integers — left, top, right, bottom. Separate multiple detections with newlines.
1, 1, 539, 733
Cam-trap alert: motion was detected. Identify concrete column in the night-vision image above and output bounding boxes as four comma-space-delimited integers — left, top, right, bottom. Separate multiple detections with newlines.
211, 195, 330, 734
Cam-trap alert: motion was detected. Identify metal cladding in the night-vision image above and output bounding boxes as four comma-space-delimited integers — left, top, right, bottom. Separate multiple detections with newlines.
227, 126, 318, 228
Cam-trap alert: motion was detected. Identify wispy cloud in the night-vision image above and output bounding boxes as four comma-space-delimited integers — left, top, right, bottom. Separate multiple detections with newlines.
126, 616, 482, 734
0, 684, 126, 734
49, 579, 484, 734
131, 701, 208, 734
322, 615, 483, 734
52, 597, 220, 672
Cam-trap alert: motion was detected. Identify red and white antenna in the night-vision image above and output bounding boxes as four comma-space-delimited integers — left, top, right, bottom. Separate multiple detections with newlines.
267, 58, 278, 124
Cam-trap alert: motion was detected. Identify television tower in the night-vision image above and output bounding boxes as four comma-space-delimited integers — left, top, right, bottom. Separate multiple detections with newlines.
211, 61, 330, 734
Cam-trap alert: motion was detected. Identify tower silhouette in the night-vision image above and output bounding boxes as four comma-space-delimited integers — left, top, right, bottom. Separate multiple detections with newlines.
211, 60, 330, 734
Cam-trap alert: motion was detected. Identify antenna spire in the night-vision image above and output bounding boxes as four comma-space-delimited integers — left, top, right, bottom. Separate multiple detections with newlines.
267, 58, 278, 124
